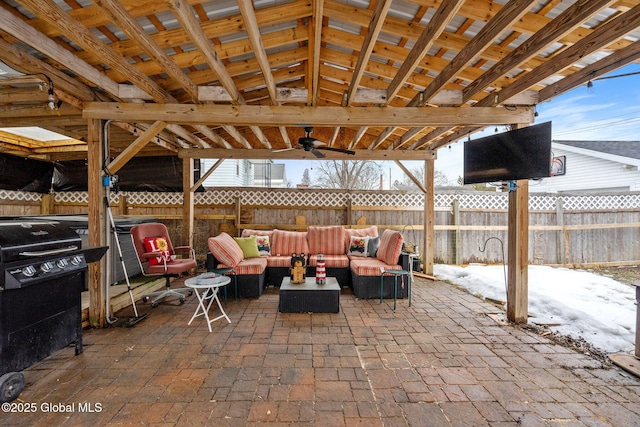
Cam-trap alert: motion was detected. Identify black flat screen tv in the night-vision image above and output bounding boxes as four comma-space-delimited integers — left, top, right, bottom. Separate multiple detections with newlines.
463, 121, 552, 184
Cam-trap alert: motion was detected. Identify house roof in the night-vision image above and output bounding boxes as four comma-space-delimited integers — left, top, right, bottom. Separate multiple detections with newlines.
0, 0, 639, 163
554, 140, 640, 161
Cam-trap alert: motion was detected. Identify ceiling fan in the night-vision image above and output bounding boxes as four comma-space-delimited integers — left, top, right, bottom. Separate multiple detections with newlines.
277, 127, 356, 158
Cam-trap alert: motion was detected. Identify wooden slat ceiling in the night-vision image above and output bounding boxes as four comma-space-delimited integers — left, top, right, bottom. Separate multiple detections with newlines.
0, 0, 639, 162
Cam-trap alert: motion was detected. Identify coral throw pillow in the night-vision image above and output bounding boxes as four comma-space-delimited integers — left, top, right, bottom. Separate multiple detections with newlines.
143, 237, 173, 266
208, 232, 244, 268
376, 229, 404, 265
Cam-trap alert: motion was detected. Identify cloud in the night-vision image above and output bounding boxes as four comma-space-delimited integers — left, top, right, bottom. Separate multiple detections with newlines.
537, 91, 640, 140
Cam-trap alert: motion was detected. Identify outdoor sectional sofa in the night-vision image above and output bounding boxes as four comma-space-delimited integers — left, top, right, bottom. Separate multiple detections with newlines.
207, 225, 408, 299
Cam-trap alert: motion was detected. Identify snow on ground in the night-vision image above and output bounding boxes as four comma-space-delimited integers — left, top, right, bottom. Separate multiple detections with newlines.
433, 264, 637, 354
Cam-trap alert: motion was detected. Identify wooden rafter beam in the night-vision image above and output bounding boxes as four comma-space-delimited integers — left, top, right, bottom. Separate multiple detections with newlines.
310, 0, 324, 105
412, 0, 537, 107
16, 0, 171, 103
410, 2, 640, 151
394, 160, 427, 194
484, 3, 640, 107
168, 0, 270, 149
237, 0, 278, 104
106, 120, 167, 175
0, 5, 119, 98
168, 0, 242, 105
0, 104, 81, 118
539, 39, 640, 102
192, 158, 224, 192
344, 0, 392, 106
94, 0, 198, 101
463, 0, 617, 103
355, 0, 532, 151
83, 103, 534, 127
178, 148, 436, 161
386, 0, 464, 103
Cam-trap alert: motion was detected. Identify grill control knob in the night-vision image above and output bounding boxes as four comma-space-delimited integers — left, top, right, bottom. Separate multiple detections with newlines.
56, 258, 69, 269
70, 255, 83, 266
40, 261, 54, 273
22, 265, 37, 277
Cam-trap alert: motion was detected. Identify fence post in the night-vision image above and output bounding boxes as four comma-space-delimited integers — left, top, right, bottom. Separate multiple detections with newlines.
234, 196, 241, 233
118, 194, 127, 215
452, 199, 460, 265
295, 215, 306, 230
40, 193, 54, 214
556, 198, 565, 265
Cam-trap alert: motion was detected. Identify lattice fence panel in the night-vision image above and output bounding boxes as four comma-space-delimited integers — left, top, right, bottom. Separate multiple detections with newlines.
55, 192, 88, 203
351, 192, 424, 207
31, 189, 640, 211
0, 189, 42, 202
561, 193, 640, 210
196, 189, 426, 207
125, 191, 183, 205
437, 192, 509, 210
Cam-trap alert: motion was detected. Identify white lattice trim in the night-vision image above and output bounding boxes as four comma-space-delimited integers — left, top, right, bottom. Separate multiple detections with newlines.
14, 189, 640, 211
0, 189, 42, 202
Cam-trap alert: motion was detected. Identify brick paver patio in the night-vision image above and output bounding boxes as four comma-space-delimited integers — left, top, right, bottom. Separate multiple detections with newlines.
5, 277, 640, 426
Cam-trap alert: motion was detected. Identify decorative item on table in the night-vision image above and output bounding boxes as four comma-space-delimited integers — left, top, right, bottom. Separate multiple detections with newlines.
290, 252, 307, 284
196, 272, 226, 286
316, 253, 326, 285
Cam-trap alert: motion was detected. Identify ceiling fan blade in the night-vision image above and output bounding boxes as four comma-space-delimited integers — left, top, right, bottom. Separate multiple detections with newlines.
311, 148, 325, 158
317, 146, 356, 155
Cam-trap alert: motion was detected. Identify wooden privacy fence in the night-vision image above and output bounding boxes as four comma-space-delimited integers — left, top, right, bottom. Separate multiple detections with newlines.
1, 188, 639, 267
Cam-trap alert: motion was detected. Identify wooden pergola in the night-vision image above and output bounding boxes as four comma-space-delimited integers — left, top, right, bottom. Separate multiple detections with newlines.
1, 0, 639, 327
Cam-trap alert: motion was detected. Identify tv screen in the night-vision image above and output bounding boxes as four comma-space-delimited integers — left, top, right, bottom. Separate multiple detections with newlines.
463, 121, 552, 184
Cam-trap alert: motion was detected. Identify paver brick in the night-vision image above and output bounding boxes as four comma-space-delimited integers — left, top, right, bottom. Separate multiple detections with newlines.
5, 278, 640, 427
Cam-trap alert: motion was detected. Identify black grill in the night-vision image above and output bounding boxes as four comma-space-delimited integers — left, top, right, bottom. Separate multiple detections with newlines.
0, 219, 106, 402
0, 220, 86, 289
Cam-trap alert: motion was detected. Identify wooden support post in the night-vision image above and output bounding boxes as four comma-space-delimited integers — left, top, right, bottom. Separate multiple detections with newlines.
452, 199, 460, 265
424, 159, 435, 275
182, 158, 194, 248
87, 118, 107, 328
346, 198, 352, 226
507, 179, 529, 323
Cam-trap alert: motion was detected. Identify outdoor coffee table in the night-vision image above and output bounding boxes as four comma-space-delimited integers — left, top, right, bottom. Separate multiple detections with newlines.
279, 276, 340, 313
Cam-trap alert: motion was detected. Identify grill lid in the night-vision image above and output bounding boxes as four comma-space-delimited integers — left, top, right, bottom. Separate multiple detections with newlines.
0, 220, 81, 262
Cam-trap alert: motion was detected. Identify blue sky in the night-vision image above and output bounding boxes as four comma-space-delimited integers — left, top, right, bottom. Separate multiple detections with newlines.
281, 63, 640, 188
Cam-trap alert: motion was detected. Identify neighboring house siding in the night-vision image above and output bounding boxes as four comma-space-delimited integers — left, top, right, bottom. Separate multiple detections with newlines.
253, 162, 288, 188
201, 159, 254, 187
532, 145, 640, 193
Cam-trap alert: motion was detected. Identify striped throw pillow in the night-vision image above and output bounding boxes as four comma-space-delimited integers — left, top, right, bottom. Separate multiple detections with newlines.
308, 225, 345, 255
376, 229, 404, 265
208, 232, 244, 267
